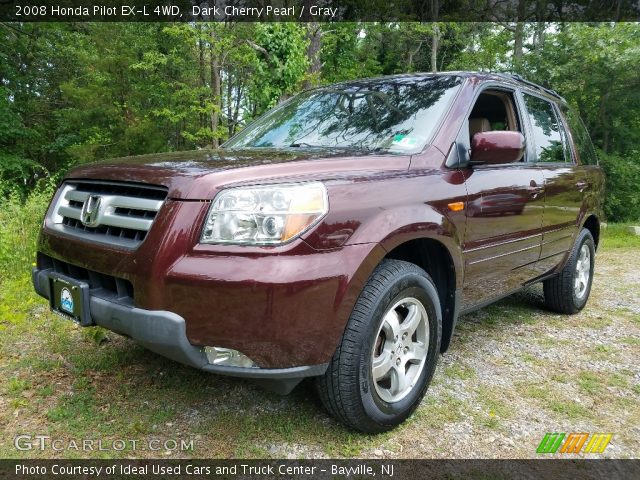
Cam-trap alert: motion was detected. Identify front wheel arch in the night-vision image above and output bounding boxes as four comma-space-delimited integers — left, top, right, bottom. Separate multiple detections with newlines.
382, 236, 460, 353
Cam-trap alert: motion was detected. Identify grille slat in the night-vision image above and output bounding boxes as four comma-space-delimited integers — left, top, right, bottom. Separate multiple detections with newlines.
49, 181, 168, 249
58, 205, 82, 220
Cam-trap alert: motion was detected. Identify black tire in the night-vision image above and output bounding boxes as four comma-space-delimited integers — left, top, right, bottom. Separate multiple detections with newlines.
316, 259, 442, 433
543, 228, 596, 314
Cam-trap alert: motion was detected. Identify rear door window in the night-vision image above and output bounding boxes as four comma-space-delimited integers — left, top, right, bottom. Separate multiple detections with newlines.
523, 94, 566, 163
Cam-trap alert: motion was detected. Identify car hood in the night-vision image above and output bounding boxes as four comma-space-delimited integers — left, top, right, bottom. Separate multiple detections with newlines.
64, 148, 414, 199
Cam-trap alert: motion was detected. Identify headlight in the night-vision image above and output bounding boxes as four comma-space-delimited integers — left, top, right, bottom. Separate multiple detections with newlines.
201, 182, 328, 245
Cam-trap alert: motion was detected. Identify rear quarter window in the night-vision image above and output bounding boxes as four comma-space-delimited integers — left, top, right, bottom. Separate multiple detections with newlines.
562, 107, 599, 166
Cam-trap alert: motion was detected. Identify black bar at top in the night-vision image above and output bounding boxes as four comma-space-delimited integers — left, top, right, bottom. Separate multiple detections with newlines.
0, 0, 639, 22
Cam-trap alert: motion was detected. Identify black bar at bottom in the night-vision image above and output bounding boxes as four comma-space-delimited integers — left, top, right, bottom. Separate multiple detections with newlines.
1, 459, 638, 480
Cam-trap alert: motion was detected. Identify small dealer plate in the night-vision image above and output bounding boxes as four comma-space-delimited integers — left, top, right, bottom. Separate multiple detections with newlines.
49, 274, 92, 326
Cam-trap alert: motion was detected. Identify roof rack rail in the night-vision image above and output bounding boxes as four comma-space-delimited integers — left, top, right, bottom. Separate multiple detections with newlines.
493, 72, 564, 101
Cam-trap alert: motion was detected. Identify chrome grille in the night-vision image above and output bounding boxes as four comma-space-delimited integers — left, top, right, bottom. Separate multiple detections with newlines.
48, 181, 168, 249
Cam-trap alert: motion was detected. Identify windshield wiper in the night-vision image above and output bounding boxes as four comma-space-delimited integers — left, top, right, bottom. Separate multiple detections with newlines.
287, 140, 390, 154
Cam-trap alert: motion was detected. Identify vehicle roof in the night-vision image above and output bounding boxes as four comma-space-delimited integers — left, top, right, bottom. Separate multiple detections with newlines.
320, 71, 566, 104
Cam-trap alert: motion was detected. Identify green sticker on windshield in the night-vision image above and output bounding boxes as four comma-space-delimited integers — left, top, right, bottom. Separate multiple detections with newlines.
391, 135, 418, 148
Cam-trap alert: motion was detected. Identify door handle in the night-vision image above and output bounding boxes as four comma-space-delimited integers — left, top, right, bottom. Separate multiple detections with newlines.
576, 181, 589, 192
527, 188, 543, 200
527, 180, 543, 199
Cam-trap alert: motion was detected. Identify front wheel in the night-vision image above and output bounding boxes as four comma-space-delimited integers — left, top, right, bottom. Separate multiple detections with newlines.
543, 228, 596, 314
316, 259, 442, 433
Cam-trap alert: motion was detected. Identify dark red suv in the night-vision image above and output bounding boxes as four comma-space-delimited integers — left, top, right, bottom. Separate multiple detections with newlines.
33, 72, 604, 432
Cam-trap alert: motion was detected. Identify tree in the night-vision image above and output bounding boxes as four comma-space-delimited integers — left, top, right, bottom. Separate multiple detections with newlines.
1, 22, 639, 221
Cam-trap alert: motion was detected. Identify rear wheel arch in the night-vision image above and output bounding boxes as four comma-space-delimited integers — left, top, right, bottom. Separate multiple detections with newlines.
544, 228, 595, 314
581, 214, 600, 250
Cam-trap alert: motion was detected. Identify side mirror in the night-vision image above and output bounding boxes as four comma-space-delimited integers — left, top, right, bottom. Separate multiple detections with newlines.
470, 131, 525, 164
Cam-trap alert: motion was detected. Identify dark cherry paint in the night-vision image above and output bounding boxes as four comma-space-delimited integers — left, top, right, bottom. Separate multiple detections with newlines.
36, 72, 604, 368
470, 131, 525, 164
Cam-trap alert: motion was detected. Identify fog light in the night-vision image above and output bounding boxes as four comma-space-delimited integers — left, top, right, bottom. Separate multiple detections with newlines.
204, 347, 257, 368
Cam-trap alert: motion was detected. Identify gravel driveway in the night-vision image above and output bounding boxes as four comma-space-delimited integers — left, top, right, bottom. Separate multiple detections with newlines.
1, 245, 638, 459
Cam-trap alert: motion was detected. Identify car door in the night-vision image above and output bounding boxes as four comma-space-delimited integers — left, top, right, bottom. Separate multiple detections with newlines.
518, 91, 585, 276
460, 87, 545, 310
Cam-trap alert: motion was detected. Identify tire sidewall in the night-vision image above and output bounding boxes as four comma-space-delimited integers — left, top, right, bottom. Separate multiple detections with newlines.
572, 231, 596, 310
358, 272, 441, 428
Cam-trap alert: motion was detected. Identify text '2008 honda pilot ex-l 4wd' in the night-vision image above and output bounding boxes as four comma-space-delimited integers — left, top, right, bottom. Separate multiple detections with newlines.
33, 72, 604, 433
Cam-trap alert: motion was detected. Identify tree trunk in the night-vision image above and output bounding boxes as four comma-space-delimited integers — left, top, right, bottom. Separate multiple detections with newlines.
232, 84, 243, 136
303, 22, 322, 89
513, 0, 526, 72
514, 23, 524, 72
431, 24, 440, 73
407, 41, 423, 73
210, 28, 221, 149
227, 73, 233, 137
198, 26, 206, 134
533, 0, 546, 51
430, 1, 440, 73
533, 22, 545, 51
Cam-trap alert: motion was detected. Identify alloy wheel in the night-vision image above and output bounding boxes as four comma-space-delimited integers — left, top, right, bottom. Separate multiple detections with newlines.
574, 244, 591, 300
371, 297, 430, 403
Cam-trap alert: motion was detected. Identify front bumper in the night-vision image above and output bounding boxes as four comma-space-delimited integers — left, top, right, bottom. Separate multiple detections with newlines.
36, 196, 387, 372
33, 267, 327, 394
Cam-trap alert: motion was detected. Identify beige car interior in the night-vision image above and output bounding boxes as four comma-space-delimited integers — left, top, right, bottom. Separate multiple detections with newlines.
469, 90, 520, 144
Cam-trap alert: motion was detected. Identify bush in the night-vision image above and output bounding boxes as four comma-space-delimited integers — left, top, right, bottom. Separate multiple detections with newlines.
0, 181, 55, 281
0, 152, 49, 199
599, 150, 640, 222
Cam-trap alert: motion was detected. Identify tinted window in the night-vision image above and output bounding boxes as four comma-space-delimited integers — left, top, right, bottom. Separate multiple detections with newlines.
563, 107, 598, 165
523, 94, 565, 163
224, 76, 463, 155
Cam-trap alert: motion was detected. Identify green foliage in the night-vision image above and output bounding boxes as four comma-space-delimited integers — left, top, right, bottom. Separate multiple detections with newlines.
1, 22, 639, 220
320, 24, 370, 83
251, 24, 309, 112
527, 24, 640, 156
81, 326, 110, 345
0, 181, 53, 279
0, 152, 46, 195
448, 24, 512, 71
599, 150, 640, 222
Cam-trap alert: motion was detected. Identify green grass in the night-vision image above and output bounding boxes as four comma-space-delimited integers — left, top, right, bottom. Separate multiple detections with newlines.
600, 223, 640, 249
444, 362, 477, 380
577, 371, 604, 395
516, 382, 551, 401
473, 386, 513, 430
592, 343, 618, 360
6, 377, 31, 396
1, 188, 639, 459
415, 393, 467, 427
546, 398, 592, 419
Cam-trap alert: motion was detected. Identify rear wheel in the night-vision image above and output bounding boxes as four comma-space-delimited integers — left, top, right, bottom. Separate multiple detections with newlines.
316, 259, 441, 433
543, 228, 595, 314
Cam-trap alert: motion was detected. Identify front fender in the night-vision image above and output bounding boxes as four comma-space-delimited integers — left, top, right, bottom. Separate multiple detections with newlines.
347, 204, 464, 290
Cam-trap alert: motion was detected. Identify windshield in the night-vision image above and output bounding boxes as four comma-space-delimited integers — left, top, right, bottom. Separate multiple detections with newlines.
224, 75, 462, 154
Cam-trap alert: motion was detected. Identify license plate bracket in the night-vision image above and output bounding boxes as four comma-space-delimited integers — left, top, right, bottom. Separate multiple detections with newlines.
48, 273, 93, 326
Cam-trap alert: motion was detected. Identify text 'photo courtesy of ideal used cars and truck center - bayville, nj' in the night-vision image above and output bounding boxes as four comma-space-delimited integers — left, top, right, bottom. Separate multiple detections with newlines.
1, 1, 640, 479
